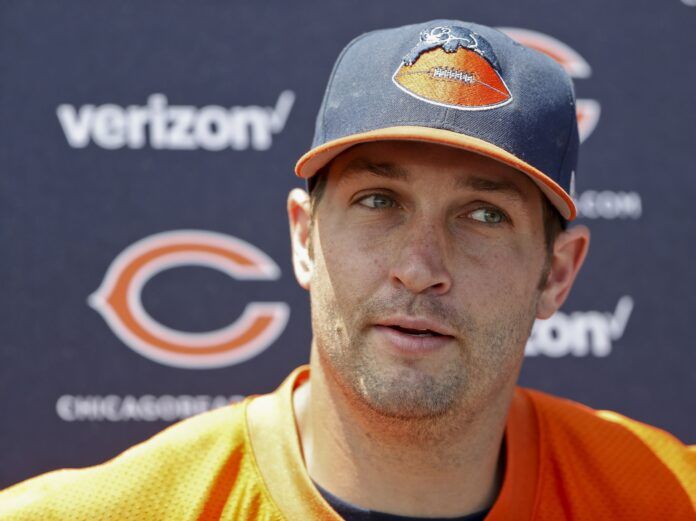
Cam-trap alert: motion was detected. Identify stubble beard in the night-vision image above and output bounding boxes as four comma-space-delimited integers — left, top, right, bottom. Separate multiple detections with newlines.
312, 289, 538, 427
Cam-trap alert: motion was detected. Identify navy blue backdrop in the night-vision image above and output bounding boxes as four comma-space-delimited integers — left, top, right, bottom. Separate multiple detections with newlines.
1, 0, 694, 488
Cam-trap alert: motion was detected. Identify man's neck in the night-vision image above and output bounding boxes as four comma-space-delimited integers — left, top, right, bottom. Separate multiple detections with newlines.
293, 359, 515, 518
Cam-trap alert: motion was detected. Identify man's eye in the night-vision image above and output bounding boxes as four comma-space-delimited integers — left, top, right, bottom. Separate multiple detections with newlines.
469, 208, 506, 224
357, 194, 397, 209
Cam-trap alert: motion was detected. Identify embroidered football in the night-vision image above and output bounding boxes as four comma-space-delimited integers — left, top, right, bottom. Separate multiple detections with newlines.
393, 46, 512, 110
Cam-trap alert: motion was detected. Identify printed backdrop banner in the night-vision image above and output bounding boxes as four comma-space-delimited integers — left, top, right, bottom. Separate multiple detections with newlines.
1, 0, 694, 487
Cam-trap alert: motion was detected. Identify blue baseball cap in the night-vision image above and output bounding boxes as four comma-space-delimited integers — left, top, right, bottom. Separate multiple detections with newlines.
295, 20, 579, 220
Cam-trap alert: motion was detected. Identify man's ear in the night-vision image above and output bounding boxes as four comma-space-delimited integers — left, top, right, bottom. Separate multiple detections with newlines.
536, 225, 590, 319
287, 188, 313, 290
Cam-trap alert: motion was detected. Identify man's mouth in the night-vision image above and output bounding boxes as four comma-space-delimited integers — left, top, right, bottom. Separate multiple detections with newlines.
386, 325, 445, 337
375, 316, 455, 338
373, 319, 454, 355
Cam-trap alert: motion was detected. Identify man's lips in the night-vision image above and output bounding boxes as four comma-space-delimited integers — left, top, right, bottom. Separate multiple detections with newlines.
374, 316, 455, 338
372, 316, 455, 354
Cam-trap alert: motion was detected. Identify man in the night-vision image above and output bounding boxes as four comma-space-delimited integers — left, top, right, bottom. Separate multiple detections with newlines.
1, 19, 694, 521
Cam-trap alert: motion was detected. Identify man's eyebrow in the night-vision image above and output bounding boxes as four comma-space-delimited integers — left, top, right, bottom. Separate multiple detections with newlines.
339, 158, 410, 181
338, 159, 527, 201
457, 175, 527, 201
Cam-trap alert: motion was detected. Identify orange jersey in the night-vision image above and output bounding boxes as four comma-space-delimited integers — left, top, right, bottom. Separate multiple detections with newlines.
1, 366, 694, 520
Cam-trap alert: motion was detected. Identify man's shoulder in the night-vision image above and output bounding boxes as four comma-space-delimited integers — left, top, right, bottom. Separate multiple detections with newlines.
521, 386, 695, 457
518, 387, 696, 516
0, 400, 266, 520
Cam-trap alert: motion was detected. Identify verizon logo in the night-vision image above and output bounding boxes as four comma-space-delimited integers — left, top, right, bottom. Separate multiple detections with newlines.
526, 296, 634, 357
56, 91, 295, 151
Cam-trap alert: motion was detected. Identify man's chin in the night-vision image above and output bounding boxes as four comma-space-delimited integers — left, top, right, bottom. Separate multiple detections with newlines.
351, 364, 464, 420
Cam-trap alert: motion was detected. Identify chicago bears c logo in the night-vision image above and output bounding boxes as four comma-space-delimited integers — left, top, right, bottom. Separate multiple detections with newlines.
498, 27, 601, 143
88, 230, 289, 369
393, 26, 513, 111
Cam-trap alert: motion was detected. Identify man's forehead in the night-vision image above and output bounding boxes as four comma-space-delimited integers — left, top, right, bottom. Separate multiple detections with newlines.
328, 141, 536, 202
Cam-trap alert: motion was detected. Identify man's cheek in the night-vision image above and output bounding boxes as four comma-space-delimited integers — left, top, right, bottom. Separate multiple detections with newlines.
314, 248, 356, 305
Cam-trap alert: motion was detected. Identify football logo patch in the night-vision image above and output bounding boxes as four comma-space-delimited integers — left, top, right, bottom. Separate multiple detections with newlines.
393, 26, 512, 110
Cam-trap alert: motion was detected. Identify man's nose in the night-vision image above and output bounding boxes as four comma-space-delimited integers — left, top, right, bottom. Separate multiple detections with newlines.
388, 219, 452, 296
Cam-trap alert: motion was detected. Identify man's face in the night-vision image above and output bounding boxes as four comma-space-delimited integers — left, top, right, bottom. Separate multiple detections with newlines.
304, 141, 552, 420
